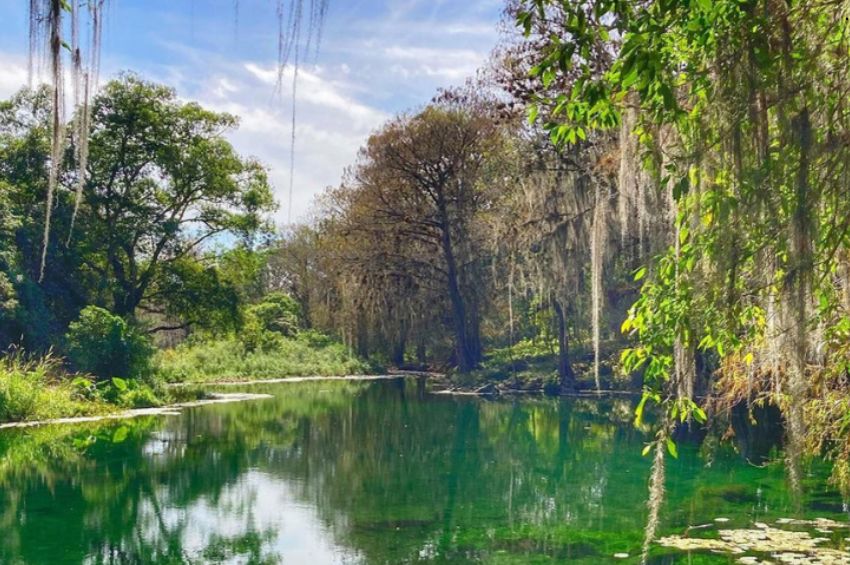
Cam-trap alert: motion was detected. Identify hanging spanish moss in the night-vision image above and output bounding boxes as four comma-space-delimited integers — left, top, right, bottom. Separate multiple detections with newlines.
590, 180, 605, 391
617, 104, 640, 250
671, 187, 695, 403
783, 106, 814, 506
287, 43, 300, 224
29, 0, 107, 277
67, 73, 90, 245
641, 429, 667, 565
38, 0, 63, 282
29, 0, 329, 273
67, 1, 105, 243
271, 0, 332, 223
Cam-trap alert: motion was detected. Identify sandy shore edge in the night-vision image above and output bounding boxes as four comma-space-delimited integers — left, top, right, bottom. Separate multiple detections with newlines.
168, 374, 418, 387
0, 392, 273, 430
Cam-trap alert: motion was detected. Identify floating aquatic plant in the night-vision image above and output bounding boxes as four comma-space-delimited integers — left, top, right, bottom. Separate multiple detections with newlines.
658, 521, 850, 564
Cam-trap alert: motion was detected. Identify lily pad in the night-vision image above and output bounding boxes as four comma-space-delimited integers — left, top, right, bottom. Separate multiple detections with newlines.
658, 521, 850, 564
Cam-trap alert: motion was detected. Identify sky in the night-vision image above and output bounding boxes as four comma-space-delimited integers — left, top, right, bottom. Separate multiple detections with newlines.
0, 0, 504, 225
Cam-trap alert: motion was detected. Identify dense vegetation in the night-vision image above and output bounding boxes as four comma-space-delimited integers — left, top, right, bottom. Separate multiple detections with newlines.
0, 76, 367, 421
5, 0, 850, 561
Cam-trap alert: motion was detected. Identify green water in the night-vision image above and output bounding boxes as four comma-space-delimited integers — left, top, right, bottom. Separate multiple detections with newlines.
0, 378, 845, 564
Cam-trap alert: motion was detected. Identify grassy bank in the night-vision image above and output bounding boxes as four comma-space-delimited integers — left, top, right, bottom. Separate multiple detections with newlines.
0, 355, 108, 423
155, 331, 373, 384
0, 330, 372, 424
444, 338, 627, 394
0, 353, 211, 425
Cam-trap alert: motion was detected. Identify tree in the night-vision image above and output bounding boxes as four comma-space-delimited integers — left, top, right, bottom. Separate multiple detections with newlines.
0, 77, 274, 347
0, 181, 21, 337
27, 1, 330, 275
68, 75, 274, 319
343, 103, 509, 371
516, 0, 850, 554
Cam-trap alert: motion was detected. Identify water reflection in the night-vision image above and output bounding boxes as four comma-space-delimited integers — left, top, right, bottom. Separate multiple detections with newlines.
0, 379, 840, 564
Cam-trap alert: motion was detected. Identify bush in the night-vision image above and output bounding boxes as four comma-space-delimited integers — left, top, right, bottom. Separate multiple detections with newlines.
240, 292, 302, 353
99, 377, 162, 408
156, 332, 371, 383
0, 353, 94, 423
66, 306, 153, 381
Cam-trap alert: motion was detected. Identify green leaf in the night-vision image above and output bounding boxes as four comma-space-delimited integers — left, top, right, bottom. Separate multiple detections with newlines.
112, 426, 129, 443
71, 376, 92, 388
111, 377, 128, 392
642, 443, 653, 456
634, 393, 650, 426
666, 437, 678, 458
673, 175, 689, 200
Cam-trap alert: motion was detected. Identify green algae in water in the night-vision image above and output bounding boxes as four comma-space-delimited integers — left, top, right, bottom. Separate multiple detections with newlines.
0, 378, 845, 564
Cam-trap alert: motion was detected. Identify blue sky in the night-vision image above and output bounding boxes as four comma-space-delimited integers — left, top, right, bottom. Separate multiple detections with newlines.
0, 0, 504, 223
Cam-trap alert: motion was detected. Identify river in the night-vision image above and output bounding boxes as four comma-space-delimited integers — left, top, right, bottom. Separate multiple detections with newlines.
0, 378, 845, 563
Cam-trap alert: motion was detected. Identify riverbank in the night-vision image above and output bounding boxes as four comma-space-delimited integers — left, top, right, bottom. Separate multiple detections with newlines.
429, 339, 629, 396
169, 374, 414, 387
0, 333, 627, 425
155, 332, 374, 384
0, 330, 374, 425
0, 392, 272, 430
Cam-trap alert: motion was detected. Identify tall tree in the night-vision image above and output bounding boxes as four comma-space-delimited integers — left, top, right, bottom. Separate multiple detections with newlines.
77, 75, 274, 318
0, 77, 274, 338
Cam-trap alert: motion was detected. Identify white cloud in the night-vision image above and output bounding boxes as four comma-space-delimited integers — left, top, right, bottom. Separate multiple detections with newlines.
181, 61, 388, 225
382, 46, 483, 80
0, 50, 387, 226
0, 54, 27, 100
0, 0, 503, 227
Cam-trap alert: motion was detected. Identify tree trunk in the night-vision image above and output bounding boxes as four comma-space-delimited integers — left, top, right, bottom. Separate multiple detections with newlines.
355, 306, 370, 358
466, 300, 483, 365
437, 208, 477, 372
553, 299, 576, 393
391, 328, 406, 367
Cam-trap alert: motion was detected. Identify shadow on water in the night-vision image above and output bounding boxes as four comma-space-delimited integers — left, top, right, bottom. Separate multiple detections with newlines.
0, 378, 842, 564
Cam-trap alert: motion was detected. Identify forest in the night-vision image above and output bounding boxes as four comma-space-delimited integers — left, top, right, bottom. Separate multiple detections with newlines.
1, 0, 850, 563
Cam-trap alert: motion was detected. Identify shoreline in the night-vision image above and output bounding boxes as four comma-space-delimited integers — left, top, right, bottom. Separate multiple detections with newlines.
0, 374, 643, 430
0, 392, 273, 430
168, 374, 415, 387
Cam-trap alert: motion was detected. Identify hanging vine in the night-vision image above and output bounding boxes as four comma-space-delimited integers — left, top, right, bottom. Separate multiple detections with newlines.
28, 0, 329, 277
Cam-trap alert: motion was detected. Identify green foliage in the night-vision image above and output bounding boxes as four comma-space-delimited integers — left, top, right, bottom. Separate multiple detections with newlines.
66, 306, 152, 381
0, 353, 103, 423
484, 338, 557, 368
99, 377, 161, 408
152, 257, 242, 334
0, 76, 275, 352
217, 245, 270, 304
0, 181, 21, 323
68, 374, 162, 409
241, 291, 302, 352
156, 331, 370, 384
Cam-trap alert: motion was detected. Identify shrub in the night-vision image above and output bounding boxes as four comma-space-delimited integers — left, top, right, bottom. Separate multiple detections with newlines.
0, 360, 43, 421
156, 332, 371, 383
0, 353, 92, 423
250, 292, 302, 335
99, 377, 162, 408
66, 306, 153, 381
240, 292, 302, 352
